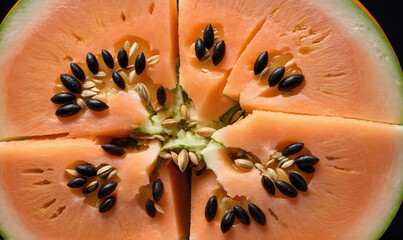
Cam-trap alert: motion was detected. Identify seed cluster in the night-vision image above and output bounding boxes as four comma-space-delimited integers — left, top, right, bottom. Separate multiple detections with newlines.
52, 40, 161, 117
66, 163, 118, 213
253, 51, 304, 91
205, 195, 266, 233
229, 142, 319, 198
195, 24, 226, 66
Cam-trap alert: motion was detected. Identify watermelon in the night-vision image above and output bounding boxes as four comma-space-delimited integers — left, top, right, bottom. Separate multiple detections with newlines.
0, 0, 402, 239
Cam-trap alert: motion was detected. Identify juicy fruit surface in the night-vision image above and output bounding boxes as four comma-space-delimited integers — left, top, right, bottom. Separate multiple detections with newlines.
0, 0, 177, 139
0, 139, 189, 240
0, 0, 403, 239
203, 111, 403, 239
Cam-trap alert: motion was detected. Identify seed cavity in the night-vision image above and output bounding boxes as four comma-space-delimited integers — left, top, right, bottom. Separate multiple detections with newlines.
275, 180, 298, 198
99, 196, 116, 213
135, 52, 146, 75
278, 74, 304, 91
212, 40, 226, 66
248, 203, 266, 226
70, 63, 85, 81
261, 175, 275, 195
254, 51, 269, 75
86, 52, 99, 74
146, 198, 156, 217
282, 142, 304, 157
101, 144, 126, 156
152, 178, 164, 202
85, 99, 109, 111
98, 182, 118, 198
220, 211, 235, 233
195, 38, 206, 60
67, 177, 87, 188
234, 205, 250, 225
268, 66, 285, 87
102, 49, 114, 69
55, 103, 81, 117
51, 93, 76, 104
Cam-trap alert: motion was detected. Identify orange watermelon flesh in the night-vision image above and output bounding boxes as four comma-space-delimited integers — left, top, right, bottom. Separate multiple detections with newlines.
179, 0, 403, 123
0, 139, 189, 240
0, 0, 178, 139
196, 111, 403, 240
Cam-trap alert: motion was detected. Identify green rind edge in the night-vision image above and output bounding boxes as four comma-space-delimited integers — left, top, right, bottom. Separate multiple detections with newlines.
347, 0, 403, 123
346, 2, 403, 237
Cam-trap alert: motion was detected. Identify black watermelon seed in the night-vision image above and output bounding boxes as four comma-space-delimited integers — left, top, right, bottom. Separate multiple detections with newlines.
101, 144, 126, 156
212, 40, 226, 66
152, 178, 164, 202
298, 165, 315, 173
278, 74, 304, 91
67, 177, 87, 188
205, 195, 217, 222
196, 166, 206, 176
282, 142, 304, 157
254, 51, 268, 75
75, 164, 97, 177
110, 137, 138, 147
220, 211, 235, 233
275, 180, 298, 198
70, 63, 85, 81
98, 182, 118, 199
289, 172, 307, 192
102, 49, 114, 69
146, 198, 156, 217
294, 155, 319, 167
203, 24, 214, 50
55, 103, 81, 117
261, 175, 275, 195
86, 52, 99, 74
51, 93, 76, 104
195, 38, 206, 61
156, 86, 167, 106
112, 71, 126, 89
268, 66, 285, 87
248, 203, 266, 226
99, 196, 116, 213
135, 52, 146, 75
118, 48, 129, 68
85, 99, 109, 111
234, 205, 250, 225
60, 74, 82, 93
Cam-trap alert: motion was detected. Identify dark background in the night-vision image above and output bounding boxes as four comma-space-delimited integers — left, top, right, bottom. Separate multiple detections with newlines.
0, 0, 402, 239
